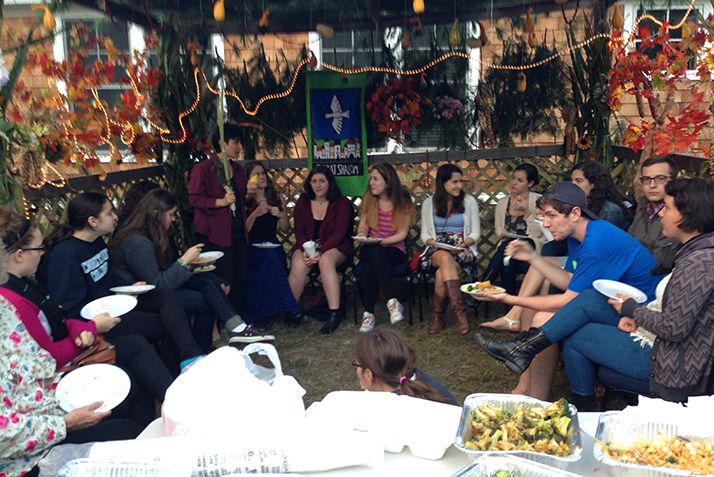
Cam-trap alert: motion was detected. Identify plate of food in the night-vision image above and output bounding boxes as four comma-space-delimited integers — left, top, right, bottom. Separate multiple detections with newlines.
190, 251, 224, 265
593, 279, 647, 304
56, 364, 131, 412
252, 242, 281, 249
80, 295, 138, 320
109, 284, 156, 295
194, 264, 216, 273
432, 242, 462, 252
460, 281, 506, 296
353, 236, 382, 244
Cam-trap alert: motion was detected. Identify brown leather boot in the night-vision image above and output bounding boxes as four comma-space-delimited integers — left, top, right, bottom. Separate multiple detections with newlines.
429, 292, 448, 334
445, 279, 470, 335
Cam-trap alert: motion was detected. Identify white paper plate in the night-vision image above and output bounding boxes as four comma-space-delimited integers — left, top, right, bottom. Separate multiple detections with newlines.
190, 251, 224, 264
432, 242, 461, 251
194, 264, 216, 273
353, 236, 382, 244
80, 295, 138, 320
252, 242, 281, 249
460, 283, 506, 296
56, 364, 131, 412
593, 279, 647, 304
502, 232, 530, 240
109, 285, 156, 295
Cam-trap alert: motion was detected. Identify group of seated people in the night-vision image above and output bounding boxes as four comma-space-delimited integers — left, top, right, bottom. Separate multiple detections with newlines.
1, 118, 713, 475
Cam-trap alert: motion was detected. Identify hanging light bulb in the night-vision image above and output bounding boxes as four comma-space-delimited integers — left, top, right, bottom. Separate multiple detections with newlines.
213, 0, 225, 22
413, 0, 424, 14
31, 5, 56, 32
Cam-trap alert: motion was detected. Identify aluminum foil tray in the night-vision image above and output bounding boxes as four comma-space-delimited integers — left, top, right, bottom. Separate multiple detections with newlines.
593, 411, 714, 477
452, 453, 586, 477
57, 459, 190, 477
454, 394, 582, 469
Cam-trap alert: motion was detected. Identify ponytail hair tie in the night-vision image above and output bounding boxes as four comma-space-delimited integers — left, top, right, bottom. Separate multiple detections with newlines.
399, 376, 407, 384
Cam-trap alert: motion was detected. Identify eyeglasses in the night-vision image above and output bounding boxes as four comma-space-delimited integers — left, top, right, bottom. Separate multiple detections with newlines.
21, 245, 45, 252
639, 175, 671, 185
351, 360, 363, 369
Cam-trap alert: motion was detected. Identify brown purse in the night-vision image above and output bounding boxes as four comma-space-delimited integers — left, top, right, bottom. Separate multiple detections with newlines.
58, 335, 117, 373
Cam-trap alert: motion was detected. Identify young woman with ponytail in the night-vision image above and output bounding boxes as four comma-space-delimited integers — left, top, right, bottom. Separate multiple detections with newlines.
352, 328, 457, 405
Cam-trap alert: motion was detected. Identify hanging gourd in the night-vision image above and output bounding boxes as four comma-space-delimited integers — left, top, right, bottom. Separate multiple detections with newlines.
402, 29, 410, 49
528, 32, 537, 48
191, 51, 200, 67
420, 72, 427, 89
465, 37, 482, 48
449, 19, 461, 46
517, 72, 527, 92
476, 20, 488, 45
611, 5, 624, 30
213, 0, 225, 22
258, 9, 270, 33
525, 8, 535, 34
31, 5, 56, 31
316, 23, 334, 39
309, 51, 318, 70
413, 0, 425, 14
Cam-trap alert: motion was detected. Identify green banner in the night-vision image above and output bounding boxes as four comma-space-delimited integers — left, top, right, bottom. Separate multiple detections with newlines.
306, 71, 368, 197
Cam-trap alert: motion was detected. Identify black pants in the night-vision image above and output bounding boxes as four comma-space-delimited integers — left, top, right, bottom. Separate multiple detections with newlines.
113, 334, 173, 403
197, 233, 248, 311
487, 239, 534, 295
359, 244, 406, 313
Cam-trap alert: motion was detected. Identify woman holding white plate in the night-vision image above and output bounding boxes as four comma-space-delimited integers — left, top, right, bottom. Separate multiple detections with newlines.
0, 206, 173, 430
110, 189, 272, 351
37, 192, 204, 375
0, 242, 140, 477
419, 164, 480, 335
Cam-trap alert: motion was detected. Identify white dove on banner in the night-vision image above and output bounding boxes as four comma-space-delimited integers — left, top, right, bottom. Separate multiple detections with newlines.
324, 95, 350, 135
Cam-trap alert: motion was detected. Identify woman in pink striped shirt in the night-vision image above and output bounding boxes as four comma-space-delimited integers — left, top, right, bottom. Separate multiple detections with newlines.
355, 164, 414, 332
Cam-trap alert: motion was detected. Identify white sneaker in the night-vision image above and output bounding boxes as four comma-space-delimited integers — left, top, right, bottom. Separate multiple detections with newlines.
387, 298, 404, 324
359, 312, 376, 333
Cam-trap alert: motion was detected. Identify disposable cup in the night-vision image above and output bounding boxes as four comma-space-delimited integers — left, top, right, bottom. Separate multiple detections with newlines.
303, 241, 317, 257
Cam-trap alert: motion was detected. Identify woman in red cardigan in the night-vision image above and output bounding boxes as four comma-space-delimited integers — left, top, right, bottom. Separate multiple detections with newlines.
288, 166, 353, 334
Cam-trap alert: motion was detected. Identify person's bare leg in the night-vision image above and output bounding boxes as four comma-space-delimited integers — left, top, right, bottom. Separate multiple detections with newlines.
481, 263, 546, 329
318, 249, 346, 310
288, 250, 311, 302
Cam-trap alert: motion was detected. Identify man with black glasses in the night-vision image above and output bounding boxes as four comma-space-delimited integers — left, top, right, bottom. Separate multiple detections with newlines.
628, 156, 681, 262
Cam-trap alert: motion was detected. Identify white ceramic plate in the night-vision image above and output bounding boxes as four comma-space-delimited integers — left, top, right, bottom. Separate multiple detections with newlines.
194, 264, 216, 273
501, 232, 530, 240
109, 285, 156, 295
190, 251, 224, 264
460, 283, 507, 296
432, 242, 461, 252
593, 279, 647, 304
56, 364, 131, 412
80, 295, 138, 320
353, 236, 382, 244
253, 242, 281, 249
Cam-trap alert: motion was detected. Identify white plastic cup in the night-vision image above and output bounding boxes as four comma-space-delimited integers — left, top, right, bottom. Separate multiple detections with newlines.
303, 241, 317, 258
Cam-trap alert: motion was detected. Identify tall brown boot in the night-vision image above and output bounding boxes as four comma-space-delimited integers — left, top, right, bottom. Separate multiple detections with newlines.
445, 279, 470, 335
429, 291, 448, 334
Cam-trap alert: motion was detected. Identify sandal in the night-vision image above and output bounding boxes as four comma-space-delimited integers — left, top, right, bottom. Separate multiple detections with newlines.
479, 316, 521, 332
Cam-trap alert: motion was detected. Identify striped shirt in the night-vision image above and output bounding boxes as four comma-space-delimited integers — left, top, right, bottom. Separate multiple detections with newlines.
368, 207, 406, 253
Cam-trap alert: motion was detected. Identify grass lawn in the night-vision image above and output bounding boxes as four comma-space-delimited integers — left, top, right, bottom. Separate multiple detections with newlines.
264, 290, 573, 408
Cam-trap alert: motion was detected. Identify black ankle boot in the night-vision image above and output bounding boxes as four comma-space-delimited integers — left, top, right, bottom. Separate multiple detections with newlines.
474, 328, 552, 375
320, 310, 342, 334
285, 310, 303, 328
570, 393, 597, 412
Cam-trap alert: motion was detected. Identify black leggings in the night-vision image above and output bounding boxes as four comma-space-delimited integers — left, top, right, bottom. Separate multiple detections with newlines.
359, 244, 406, 313
197, 233, 248, 311
113, 334, 173, 403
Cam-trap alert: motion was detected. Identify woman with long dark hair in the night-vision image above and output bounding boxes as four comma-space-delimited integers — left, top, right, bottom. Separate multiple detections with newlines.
241, 162, 298, 328
571, 161, 633, 230
0, 206, 173, 430
288, 165, 353, 334
419, 164, 480, 335
353, 329, 456, 405
110, 189, 272, 350
38, 192, 204, 374
355, 163, 413, 333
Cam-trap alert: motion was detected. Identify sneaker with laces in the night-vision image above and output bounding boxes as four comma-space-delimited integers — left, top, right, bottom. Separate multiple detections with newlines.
359, 312, 375, 333
228, 325, 275, 344
387, 298, 404, 324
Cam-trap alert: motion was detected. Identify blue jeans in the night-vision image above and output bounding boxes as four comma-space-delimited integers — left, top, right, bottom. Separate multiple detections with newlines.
539, 289, 652, 396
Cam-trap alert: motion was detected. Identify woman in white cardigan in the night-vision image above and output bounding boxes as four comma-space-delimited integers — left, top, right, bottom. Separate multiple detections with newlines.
481, 163, 546, 331
420, 164, 480, 335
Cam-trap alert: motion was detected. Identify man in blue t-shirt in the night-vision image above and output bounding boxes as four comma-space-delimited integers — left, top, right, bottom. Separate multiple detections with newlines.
473, 182, 660, 400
